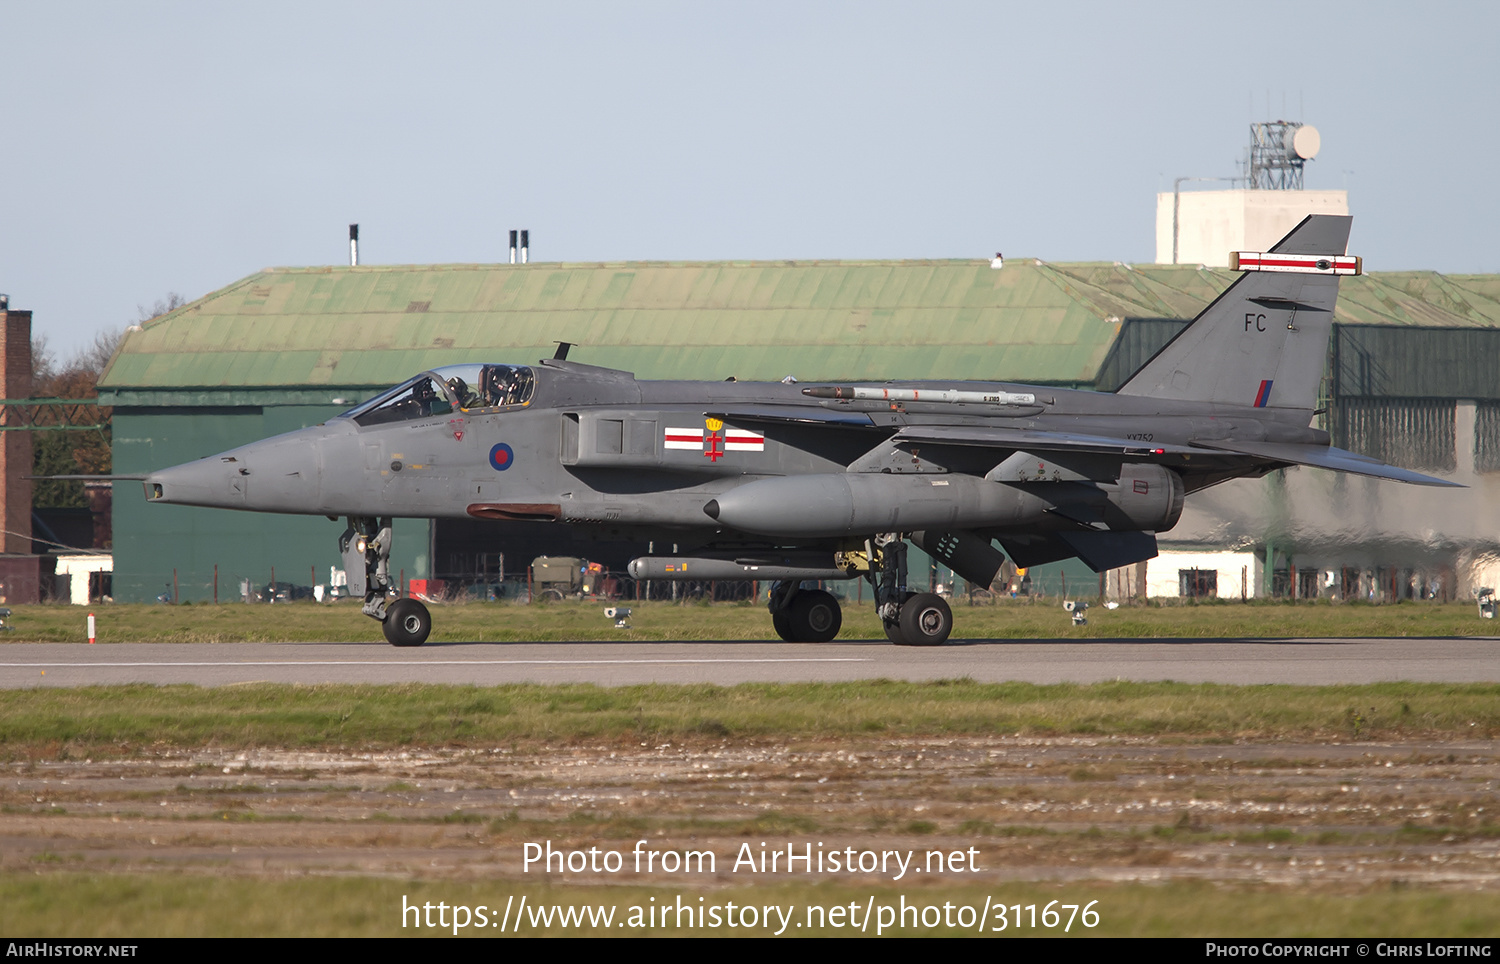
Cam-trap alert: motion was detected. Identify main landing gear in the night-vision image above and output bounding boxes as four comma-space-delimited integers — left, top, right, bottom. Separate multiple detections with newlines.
767, 581, 843, 643
867, 534, 952, 646
766, 533, 953, 646
340, 516, 431, 647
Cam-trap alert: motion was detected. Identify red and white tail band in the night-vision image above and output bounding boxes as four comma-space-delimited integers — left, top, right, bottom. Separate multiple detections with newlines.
1230, 252, 1362, 276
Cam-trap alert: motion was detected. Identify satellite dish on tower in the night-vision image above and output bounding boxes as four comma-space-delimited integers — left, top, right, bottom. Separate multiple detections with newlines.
1289, 124, 1321, 160
1249, 120, 1321, 189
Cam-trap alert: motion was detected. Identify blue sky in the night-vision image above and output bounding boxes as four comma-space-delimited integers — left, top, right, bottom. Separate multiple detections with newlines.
3, 1, 1496, 356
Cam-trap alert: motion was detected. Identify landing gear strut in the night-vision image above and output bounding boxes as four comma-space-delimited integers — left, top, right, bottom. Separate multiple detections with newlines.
868, 534, 952, 646
340, 516, 431, 647
767, 581, 843, 642
763, 534, 955, 646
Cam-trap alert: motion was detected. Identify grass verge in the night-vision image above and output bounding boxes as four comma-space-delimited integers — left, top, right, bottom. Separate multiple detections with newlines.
2, 598, 1497, 643
1, 680, 1497, 755
2, 875, 1494, 937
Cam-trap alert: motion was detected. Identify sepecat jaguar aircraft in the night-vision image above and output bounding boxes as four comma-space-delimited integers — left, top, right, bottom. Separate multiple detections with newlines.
142, 215, 1456, 646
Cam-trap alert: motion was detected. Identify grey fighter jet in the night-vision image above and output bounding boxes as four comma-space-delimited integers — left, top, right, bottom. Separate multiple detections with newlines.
142, 215, 1455, 646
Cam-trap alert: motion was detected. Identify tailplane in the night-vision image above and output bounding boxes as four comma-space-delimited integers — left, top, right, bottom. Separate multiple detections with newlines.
1117, 215, 1356, 413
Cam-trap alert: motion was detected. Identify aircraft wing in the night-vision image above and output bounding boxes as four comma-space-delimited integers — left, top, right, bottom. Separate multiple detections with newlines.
887, 427, 1459, 487
892, 425, 1202, 456
1187, 440, 1463, 487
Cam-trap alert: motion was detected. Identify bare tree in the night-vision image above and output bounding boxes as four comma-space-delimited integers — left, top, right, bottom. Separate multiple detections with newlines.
31, 292, 188, 507
77, 328, 124, 374
137, 292, 186, 323
31, 334, 57, 385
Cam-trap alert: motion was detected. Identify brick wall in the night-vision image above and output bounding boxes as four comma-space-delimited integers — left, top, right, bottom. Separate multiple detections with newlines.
0, 309, 35, 599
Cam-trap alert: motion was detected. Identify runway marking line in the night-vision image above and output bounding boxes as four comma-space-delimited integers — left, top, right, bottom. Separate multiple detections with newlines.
0, 658, 873, 668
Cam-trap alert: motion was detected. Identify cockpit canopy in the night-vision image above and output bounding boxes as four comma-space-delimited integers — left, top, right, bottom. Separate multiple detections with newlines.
342, 364, 536, 426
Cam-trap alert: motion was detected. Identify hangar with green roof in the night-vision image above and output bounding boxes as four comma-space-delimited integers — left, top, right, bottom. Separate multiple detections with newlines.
99, 257, 1500, 603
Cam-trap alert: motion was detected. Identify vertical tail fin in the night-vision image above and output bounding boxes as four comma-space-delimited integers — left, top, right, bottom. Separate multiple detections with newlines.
1117, 215, 1354, 413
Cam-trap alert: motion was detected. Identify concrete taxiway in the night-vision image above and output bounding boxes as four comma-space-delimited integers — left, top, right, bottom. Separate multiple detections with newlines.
0, 637, 1496, 687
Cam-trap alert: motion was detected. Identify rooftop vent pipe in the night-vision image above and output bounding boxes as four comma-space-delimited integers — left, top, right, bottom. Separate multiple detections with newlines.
521, 229, 529, 264
349, 224, 359, 266
509, 229, 517, 265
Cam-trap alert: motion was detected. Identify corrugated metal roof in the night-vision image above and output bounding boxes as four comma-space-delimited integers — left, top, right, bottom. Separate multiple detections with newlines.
99, 260, 1500, 394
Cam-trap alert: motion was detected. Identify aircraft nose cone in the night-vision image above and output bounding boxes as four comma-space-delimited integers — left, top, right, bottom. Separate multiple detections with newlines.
144, 423, 339, 513
145, 455, 247, 508
703, 499, 721, 520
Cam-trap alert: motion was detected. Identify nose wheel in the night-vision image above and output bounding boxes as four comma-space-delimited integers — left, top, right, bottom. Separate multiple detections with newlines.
383, 598, 432, 647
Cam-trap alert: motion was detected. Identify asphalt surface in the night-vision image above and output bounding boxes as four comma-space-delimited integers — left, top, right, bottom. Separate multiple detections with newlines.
0, 636, 1496, 687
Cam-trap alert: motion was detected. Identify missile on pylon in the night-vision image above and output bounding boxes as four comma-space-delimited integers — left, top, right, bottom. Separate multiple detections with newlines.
627, 552, 853, 582
801, 385, 1038, 406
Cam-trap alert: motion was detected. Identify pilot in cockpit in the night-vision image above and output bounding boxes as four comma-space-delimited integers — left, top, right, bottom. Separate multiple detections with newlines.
478, 367, 500, 407
446, 376, 479, 410
478, 367, 509, 406
413, 379, 438, 416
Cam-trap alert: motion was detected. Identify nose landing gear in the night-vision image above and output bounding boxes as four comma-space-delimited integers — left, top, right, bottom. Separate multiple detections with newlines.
341, 516, 432, 647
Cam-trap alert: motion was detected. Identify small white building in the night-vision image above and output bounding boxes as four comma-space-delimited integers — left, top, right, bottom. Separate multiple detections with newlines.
1155, 188, 1348, 266
1105, 550, 1262, 601
53, 554, 112, 605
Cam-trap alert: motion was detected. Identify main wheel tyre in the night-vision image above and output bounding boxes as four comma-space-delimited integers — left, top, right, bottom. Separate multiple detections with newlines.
383, 598, 432, 647
883, 592, 916, 645
787, 590, 843, 642
771, 611, 797, 642
898, 592, 952, 646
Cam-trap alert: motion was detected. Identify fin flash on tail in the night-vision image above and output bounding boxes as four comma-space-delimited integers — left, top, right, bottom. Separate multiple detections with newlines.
1118, 214, 1356, 415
